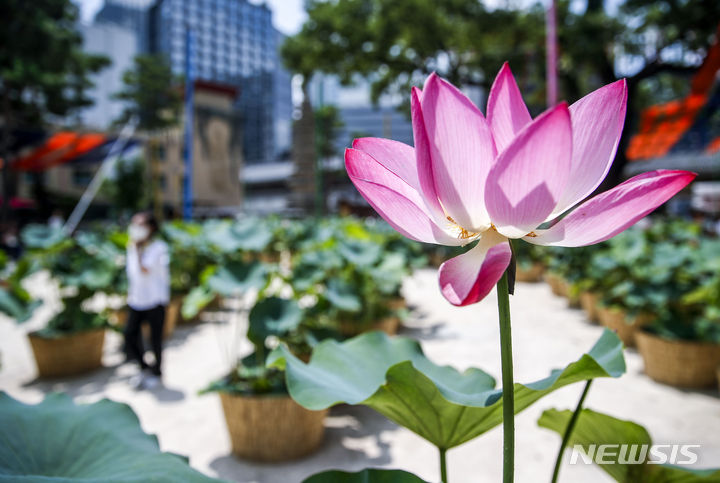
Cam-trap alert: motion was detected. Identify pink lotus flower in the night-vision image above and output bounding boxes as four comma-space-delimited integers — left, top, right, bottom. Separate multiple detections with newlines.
345, 63, 696, 306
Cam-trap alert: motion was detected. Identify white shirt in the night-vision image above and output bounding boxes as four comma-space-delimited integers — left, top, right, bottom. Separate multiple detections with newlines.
126, 239, 170, 310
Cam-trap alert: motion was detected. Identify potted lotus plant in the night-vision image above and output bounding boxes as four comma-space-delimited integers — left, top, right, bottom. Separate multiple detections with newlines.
18, 226, 125, 377
203, 295, 327, 461
635, 237, 720, 387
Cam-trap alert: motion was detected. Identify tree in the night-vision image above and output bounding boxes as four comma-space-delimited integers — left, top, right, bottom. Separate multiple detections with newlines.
101, 157, 148, 217
315, 105, 344, 159
114, 54, 182, 219
282, 0, 720, 188
113, 54, 182, 131
0, 0, 110, 219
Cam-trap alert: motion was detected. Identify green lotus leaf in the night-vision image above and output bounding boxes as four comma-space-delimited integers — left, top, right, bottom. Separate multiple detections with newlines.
248, 297, 303, 346
538, 408, 720, 482
20, 224, 66, 249
181, 285, 216, 320
324, 278, 362, 312
231, 217, 274, 252
203, 220, 242, 253
206, 260, 268, 296
0, 392, 222, 482
269, 329, 625, 449
303, 468, 428, 483
0, 287, 41, 323
338, 240, 382, 267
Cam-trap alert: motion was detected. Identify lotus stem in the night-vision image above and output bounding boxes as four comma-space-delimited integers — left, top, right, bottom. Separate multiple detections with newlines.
439, 447, 448, 482
550, 379, 593, 483
497, 271, 514, 483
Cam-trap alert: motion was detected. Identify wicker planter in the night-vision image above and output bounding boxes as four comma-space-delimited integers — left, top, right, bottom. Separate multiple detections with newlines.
516, 263, 544, 283
110, 309, 128, 327
219, 392, 327, 461
579, 292, 600, 323
636, 331, 720, 388
28, 329, 105, 378
544, 273, 566, 296
597, 307, 653, 347
339, 316, 400, 337
387, 297, 406, 311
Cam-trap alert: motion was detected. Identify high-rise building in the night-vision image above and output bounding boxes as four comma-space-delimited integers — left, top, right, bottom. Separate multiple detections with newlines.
94, 0, 153, 52
79, 23, 139, 129
149, 0, 287, 165
307, 75, 415, 155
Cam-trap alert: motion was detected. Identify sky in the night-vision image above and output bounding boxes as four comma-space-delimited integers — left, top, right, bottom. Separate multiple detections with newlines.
74, 0, 308, 35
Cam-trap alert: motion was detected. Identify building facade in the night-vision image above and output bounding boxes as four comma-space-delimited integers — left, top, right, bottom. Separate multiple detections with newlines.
149, 0, 289, 165
94, 0, 152, 52
79, 23, 139, 129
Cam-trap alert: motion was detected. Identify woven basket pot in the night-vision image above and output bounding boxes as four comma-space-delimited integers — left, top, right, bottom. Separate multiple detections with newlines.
516, 263, 544, 283
339, 317, 400, 337
579, 292, 600, 323
387, 297, 407, 311
597, 306, 654, 347
219, 393, 327, 461
29, 329, 105, 378
544, 273, 566, 296
636, 331, 720, 388
165, 297, 182, 329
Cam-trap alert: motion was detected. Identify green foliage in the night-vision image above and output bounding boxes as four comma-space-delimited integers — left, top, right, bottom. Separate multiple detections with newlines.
283, 0, 719, 112
0, 286, 41, 323
539, 408, 720, 482
269, 329, 625, 450
207, 261, 269, 297
14, 224, 126, 336
0, 0, 110, 126
101, 157, 148, 216
248, 297, 303, 348
544, 219, 720, 343
315, 104, 344, 158
304, 469, 428, 483
0, 392, 221, 482
113, 54, 182, 131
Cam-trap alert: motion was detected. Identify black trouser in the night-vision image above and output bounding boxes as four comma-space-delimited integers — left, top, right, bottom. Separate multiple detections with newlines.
124, 305, 165, 373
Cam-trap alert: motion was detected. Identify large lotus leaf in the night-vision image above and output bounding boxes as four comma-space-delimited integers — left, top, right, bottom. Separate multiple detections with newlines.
203, 220, 242, 252
0, 392, 221, 482
324, 278, 362, 312
269, 330, 625, 449
338, 240, 382, 267
181, 285, 216, 319
231, 217, 274, 252
303, 468, 428, 483
20, 224, 67, 249
0, 287, 41, 323
538, 408, 720, 482
248, 297, 303, 346
60, 258, 116, 291
206, 260, 268, 296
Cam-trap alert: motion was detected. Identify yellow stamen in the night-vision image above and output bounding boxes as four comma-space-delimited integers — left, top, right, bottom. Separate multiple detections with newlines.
446, 215, 480, 240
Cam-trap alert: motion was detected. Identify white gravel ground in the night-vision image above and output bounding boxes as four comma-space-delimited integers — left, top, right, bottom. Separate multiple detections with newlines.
1, 268, 718, 483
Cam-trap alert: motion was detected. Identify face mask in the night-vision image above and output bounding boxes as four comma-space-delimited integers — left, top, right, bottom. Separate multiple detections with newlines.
128, 224, 150, 242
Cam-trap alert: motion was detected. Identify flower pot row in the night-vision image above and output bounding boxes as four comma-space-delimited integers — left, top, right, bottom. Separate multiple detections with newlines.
544, 274, 720, 391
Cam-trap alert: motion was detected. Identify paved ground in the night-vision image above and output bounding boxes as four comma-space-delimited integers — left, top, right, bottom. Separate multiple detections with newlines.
1, 269, 719, 483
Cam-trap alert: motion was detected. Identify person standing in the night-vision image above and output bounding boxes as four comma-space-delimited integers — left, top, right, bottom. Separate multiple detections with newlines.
124, 212, 170, 388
